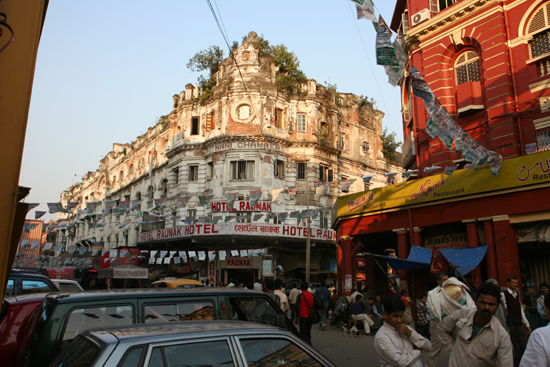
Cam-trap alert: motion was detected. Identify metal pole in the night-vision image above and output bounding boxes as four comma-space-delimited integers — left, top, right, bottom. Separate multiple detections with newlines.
306, 163, 311, 283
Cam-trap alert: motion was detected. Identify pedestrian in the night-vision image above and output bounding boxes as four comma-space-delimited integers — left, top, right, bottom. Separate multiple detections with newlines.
366, 296, 383, 331
374, 296, 431, 367
253, 278, 264, 292
349, 288, 361, 304
273, 279, 289, 314
296, 281, 321, 345
350, 294, 376, 335
520, 294, 550, 366
288, 282, 300, 324
314, 280, 331, 331
486, 278, 509, 333
416, 294, 430, 339
373, 295, 384, 319
536, 281, 549, 327
501, 276, 531, 365
264, 279, 281, 307
426, 273, 476, 367
438, 282, 513, 367
400, 290, 415, 329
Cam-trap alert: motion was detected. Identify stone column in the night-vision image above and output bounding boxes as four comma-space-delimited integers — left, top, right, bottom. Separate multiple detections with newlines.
464, 219, 482, 287
493, 215, 521, 286
393, 228, 409, 287
480, 217, 498, 280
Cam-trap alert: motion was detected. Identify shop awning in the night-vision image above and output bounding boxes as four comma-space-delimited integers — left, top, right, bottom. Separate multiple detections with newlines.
383, 245, 488, 275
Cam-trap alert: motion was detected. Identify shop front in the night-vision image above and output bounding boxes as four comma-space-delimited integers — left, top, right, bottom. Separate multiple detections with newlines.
334, 150, 550, 301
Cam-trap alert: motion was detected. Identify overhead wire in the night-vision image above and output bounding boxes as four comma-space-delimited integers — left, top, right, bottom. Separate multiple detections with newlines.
344, 0, 400, 136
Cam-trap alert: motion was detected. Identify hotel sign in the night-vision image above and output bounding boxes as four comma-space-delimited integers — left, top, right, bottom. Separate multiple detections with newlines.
139, 223, 336, 243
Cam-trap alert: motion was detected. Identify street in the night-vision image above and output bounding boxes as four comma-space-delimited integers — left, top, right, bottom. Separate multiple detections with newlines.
310, 324, 450, 367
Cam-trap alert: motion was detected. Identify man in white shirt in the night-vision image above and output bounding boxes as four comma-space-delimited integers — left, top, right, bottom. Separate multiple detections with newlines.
273, 279, 289, 314
439, 282, 513, 367
520, 294, 550, 366
374, 296, 431, 366
425, 272, 448, 367
501, 277, 531, 361
288, 283, 300, 323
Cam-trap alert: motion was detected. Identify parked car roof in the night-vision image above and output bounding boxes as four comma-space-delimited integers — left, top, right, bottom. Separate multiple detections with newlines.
44, 287, 265, 303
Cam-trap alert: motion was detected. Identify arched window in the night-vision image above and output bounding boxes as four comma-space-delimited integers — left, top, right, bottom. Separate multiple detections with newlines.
455, 51, 480, 84
120, 170, 124, 181
148, 186, 154, 200
129, 164, 134, 174
135, 192, 142, 201
527, 3, 550, 76
455, 50, 483, 115
160, 179, 168, 197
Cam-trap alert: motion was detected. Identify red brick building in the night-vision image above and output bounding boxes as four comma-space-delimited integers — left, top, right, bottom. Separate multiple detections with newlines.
333, 0, 550, 311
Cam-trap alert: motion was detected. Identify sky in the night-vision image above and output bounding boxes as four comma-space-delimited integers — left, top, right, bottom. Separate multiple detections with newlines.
20, 0, 403, 223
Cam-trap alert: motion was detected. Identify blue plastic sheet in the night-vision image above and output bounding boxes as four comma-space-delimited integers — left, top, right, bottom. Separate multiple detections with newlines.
383, 245, 488, 275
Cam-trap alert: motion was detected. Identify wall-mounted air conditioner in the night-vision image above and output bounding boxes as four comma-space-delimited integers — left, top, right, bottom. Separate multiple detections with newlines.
411, 9, 431, 27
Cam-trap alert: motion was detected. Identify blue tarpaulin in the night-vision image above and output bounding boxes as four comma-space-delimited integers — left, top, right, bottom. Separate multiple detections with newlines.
383, 245, 488, 275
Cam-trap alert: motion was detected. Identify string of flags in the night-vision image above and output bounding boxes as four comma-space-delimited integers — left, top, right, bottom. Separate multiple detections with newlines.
350, 0, 503, 176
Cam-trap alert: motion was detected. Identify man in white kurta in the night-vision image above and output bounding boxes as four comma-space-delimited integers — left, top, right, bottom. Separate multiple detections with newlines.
520, 294, 550, 366
374, 296, 431, 366
439, 282, 513, 367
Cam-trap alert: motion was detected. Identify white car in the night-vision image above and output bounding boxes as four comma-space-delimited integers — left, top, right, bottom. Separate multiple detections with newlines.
50, 279, 84, 292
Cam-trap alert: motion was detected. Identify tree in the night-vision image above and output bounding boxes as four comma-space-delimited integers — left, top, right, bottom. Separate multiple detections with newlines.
187, 46, 225, 104
380, 128, 402, 162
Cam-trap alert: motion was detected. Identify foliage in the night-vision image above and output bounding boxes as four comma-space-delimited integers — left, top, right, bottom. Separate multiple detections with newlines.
359, 95, 377, 108
313, 124, 329, 144
380, 127, 402, 162
325, 82, 340, 105
186, 45, 225, 75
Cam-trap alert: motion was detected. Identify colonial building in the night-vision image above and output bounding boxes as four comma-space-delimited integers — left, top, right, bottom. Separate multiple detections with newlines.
55, 32, 401, 285
334, 0, 550, 313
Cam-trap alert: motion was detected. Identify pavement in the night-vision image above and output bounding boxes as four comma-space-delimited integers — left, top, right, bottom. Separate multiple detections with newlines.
308, 321, 451, 367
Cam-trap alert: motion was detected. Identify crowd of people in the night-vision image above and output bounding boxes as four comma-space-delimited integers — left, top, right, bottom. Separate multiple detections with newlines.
225, 273, 550, 366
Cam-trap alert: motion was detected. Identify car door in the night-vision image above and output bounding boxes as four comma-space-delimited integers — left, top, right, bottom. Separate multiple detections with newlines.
234, 334, 334, 367
138, 337, 241, 367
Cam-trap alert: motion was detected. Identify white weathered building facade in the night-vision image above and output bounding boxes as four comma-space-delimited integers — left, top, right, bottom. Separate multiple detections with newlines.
56, 32, 402, 284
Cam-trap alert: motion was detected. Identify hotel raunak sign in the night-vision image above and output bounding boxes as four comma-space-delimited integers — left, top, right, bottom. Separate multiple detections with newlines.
138, 222, 336, 243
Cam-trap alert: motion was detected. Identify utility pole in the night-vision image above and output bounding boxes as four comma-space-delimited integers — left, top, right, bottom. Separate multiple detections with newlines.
306, 162, 311, 283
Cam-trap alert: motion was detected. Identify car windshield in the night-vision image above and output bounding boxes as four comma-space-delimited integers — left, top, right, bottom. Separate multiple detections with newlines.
50, 335, 99, 367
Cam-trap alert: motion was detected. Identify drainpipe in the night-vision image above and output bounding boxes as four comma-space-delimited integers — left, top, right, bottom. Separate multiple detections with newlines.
502, 2, 525, 154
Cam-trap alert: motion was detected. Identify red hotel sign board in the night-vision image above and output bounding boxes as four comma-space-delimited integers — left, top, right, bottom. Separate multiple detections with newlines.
226, 257, 252, 268
139, 223, 336, 243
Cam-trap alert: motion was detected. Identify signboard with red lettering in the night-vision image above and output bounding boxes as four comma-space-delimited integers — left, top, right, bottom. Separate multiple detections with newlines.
208, 259, 217, 285
226, 257, 253, 268
210, 201, 271, 212
138, 223, 336, 243
112, 267, 148, 279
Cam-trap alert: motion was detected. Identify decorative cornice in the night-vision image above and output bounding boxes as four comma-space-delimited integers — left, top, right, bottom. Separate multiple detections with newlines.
406, 0, 495, 45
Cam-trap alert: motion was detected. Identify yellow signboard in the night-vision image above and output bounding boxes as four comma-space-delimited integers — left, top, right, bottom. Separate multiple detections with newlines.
337, 150, 550, 218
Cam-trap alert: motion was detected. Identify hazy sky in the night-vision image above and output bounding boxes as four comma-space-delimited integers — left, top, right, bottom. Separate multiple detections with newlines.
20, 0, 403, 222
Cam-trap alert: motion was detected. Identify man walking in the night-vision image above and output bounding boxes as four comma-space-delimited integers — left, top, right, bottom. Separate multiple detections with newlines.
501, 276, 531, 363
273, 279, 289, 314
288, 283, 300, 323
439, 282, 513, 367
425, 272, 448, 367
296, 281, 320, 345
314, 280, 331, 331
520, 294, 550, 365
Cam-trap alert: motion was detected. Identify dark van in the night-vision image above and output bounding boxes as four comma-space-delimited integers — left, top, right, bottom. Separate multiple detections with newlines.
18, 287, 297, 367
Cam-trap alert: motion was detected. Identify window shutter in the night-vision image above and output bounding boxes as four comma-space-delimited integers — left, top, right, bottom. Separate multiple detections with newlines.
328, 169, 334, 183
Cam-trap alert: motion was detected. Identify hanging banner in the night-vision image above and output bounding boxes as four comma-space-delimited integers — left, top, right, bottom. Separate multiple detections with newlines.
177, 196, 191, 208
249, 190, 262, 207
288, 187, 297, 200
47, 203, 64, 214
354, 0, 376, 21
154, 198, 166, 207
375, 16, 399, 67
272, 188, 284, 202
226, 193, 238, 210
104, 201, 116, 215
118, 201, 130, 210
27, 203, 40, 212
315, 183, 329, 196
35, 211, 46, 219
253, 214, 263, 222
277, 212, 289, 222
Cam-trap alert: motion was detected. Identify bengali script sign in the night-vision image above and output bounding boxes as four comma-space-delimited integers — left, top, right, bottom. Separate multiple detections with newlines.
337, 150, 550, 218
139, 223, 335, 243
112, 267, 149, 279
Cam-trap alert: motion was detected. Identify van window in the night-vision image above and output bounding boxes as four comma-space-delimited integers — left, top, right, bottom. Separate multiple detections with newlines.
5, 279, 14, 297
22, 280, 52, 294
239, 337, 320, 367
227, 297, 280, 326
143, 301, 215, 323
62, 305, 134, 346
